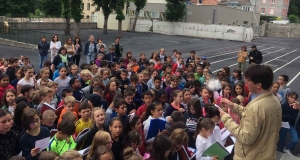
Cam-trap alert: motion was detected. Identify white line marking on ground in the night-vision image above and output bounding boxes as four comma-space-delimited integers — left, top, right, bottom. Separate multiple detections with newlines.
273, 53, 300, 73
263, 49, 297, 64
206, 46, 263, 58
212, 48, 286, 73
287, 72, 300, 86
210, 47, 275, 64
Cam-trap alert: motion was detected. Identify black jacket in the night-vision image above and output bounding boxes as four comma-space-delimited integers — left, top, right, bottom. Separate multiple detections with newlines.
248, 49, 262, 64
282, 102, 299, 126
38, 41, 50, 56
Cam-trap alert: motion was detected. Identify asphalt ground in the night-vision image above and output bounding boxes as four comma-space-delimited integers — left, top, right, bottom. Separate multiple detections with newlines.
0, 29, 300, 158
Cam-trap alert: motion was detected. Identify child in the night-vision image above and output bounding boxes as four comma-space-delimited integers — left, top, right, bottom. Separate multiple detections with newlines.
0, 77, 11, 100
278, 74, 290, 104
126, 63, 134, 78
95, 53, 104, 67
124, 91, 137, 114
185, 81, 199, 99
105, 99, 128, 126
165, 75, 181, 103
151, 76, 164, 101
143, 102, 165, 145
135, 90, 154, 119
123, 147, 143, 160
222, 66, 231, 79
124, 51, 133, 66
148, 135, 173, 160
10, 68, 22, 89
56, 150, 83, 160
75, 102, 92, 135
91, 146, 114, 160
165, 111, 184, 131
147, 70, 160, 90
278, 92, 299, 154
124, 130, 142, 155
162, 72, 172, 89
17, 66, 36, 96
0, 109, 20, 160
37, 67, 52, 89
229, 69, 244, 88
6, 57, 19, 83
42, 110, 57, 131
103, 80, 117, 105
87, 94, 102, 108
1, 89, 16, 114
19, 108, 50, 160
232, 82, 247, 106
157, 90, 168, 112
194, 65, 204, 84
64, 38, 75, 63
195, 117, 218, 160
58, 96, 78, 124
39, 78, 50, 89
109, 117, 124, 160
48, 119, 76, 155
216, 83, 232, 105
99, 68, 111, 86
138, 53, 146, 66
154, 58, 163, 70
181, 88, 191, 110
80, 69, 91, 89
68, 64, 80, 79
165, 90, 185, 117
69, 77, 84, 102
173, 51, 182, 63
86, 131, 113, 159
119, 70, 130, 94
131, 58, 140, 73
172, 58, 185, 73
138, 72, 148, 92
199, 86, 211, 115
0, 59, 8, 73
47, 82, 60, 108
80, 108, 107, 150
39, 87, 55, 114
54, 66, 71, 98
186, 50, 195, 64
90, 64, 99, 77
271, 82, 284, 103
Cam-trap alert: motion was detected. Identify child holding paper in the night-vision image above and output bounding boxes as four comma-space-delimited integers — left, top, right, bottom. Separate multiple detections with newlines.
143, 102, 165, 145
194, 117, 218, 160
19, 108, 50, 160
204, 104, 224, 145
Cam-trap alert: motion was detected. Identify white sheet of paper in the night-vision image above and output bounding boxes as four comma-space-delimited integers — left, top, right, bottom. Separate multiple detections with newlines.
221, 130, 231, 141
220, 127, 227, 134
230, 136, 236, 143
35, 137, 50, 150
129, 112, 135, 116
225, 145, 234, 153
18, 151, 22, 156
282, 122, 290, 129
187, 147, 196, 153
215, 104, 224, 111
78, 146, 90, 155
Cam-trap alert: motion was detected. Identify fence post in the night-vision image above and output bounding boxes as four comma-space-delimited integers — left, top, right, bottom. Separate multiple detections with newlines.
26, 29, 27, 42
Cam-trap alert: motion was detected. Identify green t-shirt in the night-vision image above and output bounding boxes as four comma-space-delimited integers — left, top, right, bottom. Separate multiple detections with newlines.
48, 135, 77, 155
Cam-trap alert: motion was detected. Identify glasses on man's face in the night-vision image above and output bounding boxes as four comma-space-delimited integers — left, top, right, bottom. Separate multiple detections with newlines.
29, 118, 40, 125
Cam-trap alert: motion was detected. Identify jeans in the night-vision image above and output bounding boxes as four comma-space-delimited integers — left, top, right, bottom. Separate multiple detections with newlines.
74, 54, 81, 66
39, 54, 48, 69
237, 62, 246, 74
278, 126, 299, 152
86, 52, 96, 64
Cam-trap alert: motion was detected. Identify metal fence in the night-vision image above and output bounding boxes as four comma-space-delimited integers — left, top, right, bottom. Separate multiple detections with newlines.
0, 22, 68, 45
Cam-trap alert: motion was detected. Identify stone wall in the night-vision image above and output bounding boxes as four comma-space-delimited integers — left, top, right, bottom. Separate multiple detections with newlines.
265, 23, 300, 38
8, 22, 97, 30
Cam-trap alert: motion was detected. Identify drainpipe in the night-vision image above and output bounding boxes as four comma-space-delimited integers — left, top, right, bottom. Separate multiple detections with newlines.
212, 8, 216, 24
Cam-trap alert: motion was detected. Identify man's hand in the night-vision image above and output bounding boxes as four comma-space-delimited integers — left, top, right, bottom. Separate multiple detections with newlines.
218, 107, 227, 117
220, 98, 234, 110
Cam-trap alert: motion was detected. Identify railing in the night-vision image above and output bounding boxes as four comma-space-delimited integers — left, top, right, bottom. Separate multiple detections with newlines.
0, 22, 68, 45
2, 17, 92, 23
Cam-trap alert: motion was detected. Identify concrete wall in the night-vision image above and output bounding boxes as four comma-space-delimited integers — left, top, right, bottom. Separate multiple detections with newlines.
6, 17, 92, 22
8, 22, 97, 30
96, 14, 131, 31
265, 23, 300, 38
186, 5, 260, 26
130, 19, 254, 42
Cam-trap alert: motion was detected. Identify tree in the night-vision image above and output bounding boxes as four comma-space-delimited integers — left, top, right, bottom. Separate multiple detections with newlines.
61, 0, 71, 35
93, 0, 116, 33
71, 0, 83, 37
289, 14, 299, 23
132, 0, 146, 32
41, 0, 62, 17
288, 0, 300, 17
115, 0, 126, 37
165, 0, 186, 22
1, 0, 37, 17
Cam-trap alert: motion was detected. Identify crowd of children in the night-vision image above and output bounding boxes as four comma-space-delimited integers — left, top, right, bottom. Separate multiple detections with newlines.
0, 41, 300, 160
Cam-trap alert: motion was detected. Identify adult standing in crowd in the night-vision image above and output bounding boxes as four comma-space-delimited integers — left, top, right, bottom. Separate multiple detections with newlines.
38, 36, 50, 69
50, 35, 61, 62
84, 35, 97, 64
248, 45, 262, 65
219, 64, 282, 160
74, 37, 82, 66
111, 37, 123, 62
237, 46, 248, 74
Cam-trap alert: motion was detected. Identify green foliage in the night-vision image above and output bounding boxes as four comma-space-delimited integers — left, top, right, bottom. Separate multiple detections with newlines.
115, 0, 126, 21
0, 0, 37, 17
289, 14, 299, 23
165, 0, 186, 22
134, 0, 146, 11
61, 0, 71, 19
40, 0, 62, 17
260, 15, 277, 22
288, 0, 300, 17
71, 0, 84, 22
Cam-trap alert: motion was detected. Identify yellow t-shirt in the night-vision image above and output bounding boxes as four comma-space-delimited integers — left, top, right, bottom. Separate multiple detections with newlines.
75, 118, 92, 136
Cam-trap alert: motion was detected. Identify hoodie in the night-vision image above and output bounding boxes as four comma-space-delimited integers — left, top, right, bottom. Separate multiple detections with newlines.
0, 85, 15, 101
143, 116, 165, 145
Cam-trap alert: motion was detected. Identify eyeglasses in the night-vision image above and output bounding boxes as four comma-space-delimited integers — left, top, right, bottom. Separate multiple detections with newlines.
106, 141, 113, 145
29, 118, 40, 125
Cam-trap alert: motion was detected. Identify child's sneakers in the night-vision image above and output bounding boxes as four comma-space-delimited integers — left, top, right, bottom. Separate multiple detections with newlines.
283, 148, 294, 156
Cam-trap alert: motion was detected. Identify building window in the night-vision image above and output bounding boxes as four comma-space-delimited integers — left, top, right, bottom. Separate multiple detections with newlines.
271, 0, 275, 3
269, 8, 275, 14
87, 3, 90, 11
262, 0, 266, 3
261, 7, 266, 14
243, 21, 249, 25
81, 3, 84, 9
87, 15, 90, 18
242, 6, 251, 11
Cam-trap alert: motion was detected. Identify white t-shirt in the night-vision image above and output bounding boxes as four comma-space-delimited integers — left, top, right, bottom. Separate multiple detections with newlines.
196, 135, 213, 160
17, 78, 35, 87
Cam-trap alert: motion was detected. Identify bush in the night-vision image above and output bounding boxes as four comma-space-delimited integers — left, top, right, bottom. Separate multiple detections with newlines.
289, 15, 299, 23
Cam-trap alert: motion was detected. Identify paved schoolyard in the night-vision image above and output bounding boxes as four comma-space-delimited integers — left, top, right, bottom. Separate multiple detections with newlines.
1, 29, 300, 159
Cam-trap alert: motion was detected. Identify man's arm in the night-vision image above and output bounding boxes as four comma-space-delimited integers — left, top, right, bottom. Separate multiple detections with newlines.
221, 108, 262, 145
232, 103, 246, 117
